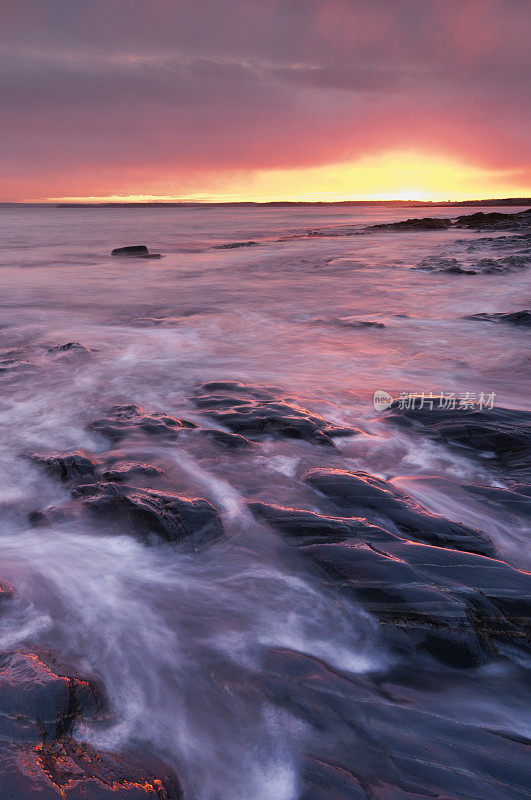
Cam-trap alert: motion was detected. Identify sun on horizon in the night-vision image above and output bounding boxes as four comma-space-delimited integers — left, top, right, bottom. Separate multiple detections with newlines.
37, 151, 530, 205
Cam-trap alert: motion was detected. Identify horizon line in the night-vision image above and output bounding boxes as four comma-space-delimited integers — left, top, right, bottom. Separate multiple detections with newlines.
1, 196, 530, 209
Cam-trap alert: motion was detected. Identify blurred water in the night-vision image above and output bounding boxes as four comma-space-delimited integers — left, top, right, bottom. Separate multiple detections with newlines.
0, 204, 529, 799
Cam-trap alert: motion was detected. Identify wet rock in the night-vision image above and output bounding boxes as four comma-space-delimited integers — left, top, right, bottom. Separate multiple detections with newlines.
368, 217, 452, 232
193, 383, 357, 447
314, 317, 385, 329
0, 645, 181, 798
442, 265, 478, 274
247, 500, 392, 546
0, 357, 33, 373
0, 740, 182, 799
89, 403, 197, 443
303, 468, 495, 556
111, 245, 162, 259
0, 583, 15, 610
30, 451, 97, 482
301, 537, 530, 667
0, 651, 103, 742
454, 208, 531, 230
463, 483, 531, 518
464, 310, 531, 327
412, 257, 477, 274
387, 402, 531, 474
200, 429, 254, 449
474, 254, 530, 274
72, 482, 224, 545
102, 461, 164, 482
213, 241, 257, 249
47, 342, 92, 355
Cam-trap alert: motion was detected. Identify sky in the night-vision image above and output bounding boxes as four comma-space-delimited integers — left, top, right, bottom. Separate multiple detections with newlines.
1, 0, 530, 202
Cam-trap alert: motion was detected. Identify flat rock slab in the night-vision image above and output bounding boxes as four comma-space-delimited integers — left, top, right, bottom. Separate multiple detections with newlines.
303, 468, 495, 556
247, 496, 530, 666
193, 382, 357, 447
247, 500, 393, 546
111, 245, 162, 259
302, 537, 530, 667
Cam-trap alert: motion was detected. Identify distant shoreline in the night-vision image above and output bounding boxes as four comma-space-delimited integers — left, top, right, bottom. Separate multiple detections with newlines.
0, 197, 530, 209
0, 197, 531, 208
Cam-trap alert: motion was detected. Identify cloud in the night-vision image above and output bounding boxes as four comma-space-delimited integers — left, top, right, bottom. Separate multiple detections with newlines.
0, 0, 530, 199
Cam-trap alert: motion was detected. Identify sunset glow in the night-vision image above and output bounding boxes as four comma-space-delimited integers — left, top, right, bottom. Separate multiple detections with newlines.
43, 152, 530, 204
2, 0, 530, 203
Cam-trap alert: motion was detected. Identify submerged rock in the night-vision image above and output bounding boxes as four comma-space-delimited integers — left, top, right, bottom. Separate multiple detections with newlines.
111, 245, 162, 259
72, 482, 224, 545
47, 342, 92, 355
387, 402, 531, 474
213, 241, 258, 249
412, 257, 477, 274
200, 429, 255, 449
89, 403, 197, 442
303, 468, 495, 556
313, 316, 385, 329
193, 382, 357, 447
464, 310, 531, 327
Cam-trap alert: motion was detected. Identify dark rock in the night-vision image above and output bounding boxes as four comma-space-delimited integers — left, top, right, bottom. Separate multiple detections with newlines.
463, 483, 531, 518
193, 383, 357, 447
412, 257, 477, 274
0, 651, 103, 742
111, 245, 162, 259
368, 217, 452, 232
474, 255, 530, 274
464, 310, 531, 327
214, 241, 258, 249
200, 429, 255, 449
454, 208, 531, 230
303, 468, 495, 556
442, 265, 477, 274
0, 739, 182, 799
301, 536, 530, 667
102, 461, 164, 482
30, 451, 97, 482
0, 583, 15, 610
72, 482, 224, 545
314, 317, 385, 329
247, 500, 392, 546
387, 402, 531, 474
47, 342, 92, 355
0, 358, 32, 373
89, 403, 197, 442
